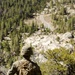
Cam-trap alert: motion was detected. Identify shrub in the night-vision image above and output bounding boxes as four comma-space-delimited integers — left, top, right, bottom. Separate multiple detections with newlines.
40, 47, 75, 75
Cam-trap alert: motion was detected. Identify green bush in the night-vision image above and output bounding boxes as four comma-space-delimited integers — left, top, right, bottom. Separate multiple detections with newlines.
40, 47, 75, 75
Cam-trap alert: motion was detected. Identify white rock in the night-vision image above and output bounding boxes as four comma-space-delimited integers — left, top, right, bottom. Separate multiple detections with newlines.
23, 31, 74, 63
62, 32, 72, 39
4, 37, 11, 41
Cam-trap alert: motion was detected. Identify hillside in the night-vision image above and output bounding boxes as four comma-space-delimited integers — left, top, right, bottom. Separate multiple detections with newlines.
0, 0, 75, 75
0, 0, 48, 66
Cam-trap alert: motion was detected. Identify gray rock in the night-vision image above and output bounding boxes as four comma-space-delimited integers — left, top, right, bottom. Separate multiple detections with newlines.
0, 66, 8, 75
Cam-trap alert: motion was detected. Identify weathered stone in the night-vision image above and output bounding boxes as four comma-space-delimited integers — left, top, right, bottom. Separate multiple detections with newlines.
7, 46, 42, 75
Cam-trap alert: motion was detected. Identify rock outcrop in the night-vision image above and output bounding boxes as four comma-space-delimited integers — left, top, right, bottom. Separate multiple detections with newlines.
23, 31, 75, 63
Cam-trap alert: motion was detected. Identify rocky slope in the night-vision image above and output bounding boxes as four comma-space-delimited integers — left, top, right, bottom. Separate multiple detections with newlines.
22, 30, 75, 63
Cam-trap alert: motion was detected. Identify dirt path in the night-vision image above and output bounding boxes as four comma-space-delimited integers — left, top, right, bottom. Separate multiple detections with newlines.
24, 13, 54, 31
39, 14, 54, 31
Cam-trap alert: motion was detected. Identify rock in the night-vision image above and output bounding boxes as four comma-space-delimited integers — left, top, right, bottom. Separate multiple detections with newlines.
7, 58, 42, 75
4, 37, 11, 41
32, 53, 47, 63
0, 66, 8, 75
63, 32, 72, 39
23, 31, 75, 63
